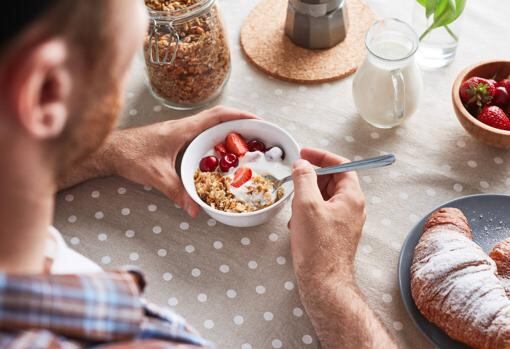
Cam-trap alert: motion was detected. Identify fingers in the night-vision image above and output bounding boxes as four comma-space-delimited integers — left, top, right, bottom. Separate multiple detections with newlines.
189, 106, 260, 134
291, 159, 323, 205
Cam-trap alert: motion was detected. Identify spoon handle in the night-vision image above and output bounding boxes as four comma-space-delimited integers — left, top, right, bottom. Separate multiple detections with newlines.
279, 154, 396, 186
315, 154, 396, 176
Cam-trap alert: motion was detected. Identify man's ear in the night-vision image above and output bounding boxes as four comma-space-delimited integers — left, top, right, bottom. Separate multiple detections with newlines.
6, 39, 72, 139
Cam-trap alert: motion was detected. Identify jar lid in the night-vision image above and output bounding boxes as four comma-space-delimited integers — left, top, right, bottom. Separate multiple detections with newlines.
145, 0, 215, 23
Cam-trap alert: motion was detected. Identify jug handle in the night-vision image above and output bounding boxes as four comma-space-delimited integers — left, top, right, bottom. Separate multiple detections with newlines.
390, 69, 405, 122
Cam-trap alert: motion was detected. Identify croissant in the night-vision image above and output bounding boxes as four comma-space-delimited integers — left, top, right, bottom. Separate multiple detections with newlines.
411, 207, 510, 349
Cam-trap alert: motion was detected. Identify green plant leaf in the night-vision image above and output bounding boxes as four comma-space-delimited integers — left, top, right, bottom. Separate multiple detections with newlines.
417, 0, 427, 6
418, 0, 466, 41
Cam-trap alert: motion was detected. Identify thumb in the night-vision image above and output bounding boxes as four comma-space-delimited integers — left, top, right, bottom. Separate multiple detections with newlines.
292, 159, 322, 204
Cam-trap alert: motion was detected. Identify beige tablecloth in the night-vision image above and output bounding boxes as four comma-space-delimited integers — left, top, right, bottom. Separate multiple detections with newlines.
55, 1, 510, 348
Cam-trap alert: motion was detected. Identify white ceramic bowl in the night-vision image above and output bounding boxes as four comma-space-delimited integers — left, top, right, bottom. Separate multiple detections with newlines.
181, 119, 300, 227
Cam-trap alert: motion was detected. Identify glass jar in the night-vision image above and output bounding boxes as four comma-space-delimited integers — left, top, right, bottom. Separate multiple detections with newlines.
144, 0, 231, 110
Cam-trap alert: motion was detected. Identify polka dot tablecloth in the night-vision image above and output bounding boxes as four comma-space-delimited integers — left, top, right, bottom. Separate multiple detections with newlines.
55, 1, 510, 348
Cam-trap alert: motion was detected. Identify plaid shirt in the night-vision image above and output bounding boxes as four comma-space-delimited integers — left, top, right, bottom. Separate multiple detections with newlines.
0, 270, 213, 349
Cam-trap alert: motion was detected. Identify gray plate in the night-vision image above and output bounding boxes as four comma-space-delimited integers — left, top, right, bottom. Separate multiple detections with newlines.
398, 194, 510, 349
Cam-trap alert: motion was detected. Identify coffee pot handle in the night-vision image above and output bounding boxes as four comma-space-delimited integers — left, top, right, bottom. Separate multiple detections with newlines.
390, 69, 405, 122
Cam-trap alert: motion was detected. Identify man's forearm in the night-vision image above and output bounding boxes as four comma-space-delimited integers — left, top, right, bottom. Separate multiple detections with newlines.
300, 276, 399, 349
57, 137, 114, 191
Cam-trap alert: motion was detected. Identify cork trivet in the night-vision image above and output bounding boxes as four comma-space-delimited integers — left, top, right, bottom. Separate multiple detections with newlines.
240, 0, 376, 84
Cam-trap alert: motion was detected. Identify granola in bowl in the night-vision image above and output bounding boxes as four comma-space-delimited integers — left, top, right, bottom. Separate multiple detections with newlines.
193, 132, 290, 213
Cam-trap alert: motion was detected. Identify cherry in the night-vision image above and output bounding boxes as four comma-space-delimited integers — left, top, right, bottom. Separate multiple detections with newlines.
247, 139, 266, 152
199, 156, 218, 172
493, 86, 510, 108
219, 153, 238, 172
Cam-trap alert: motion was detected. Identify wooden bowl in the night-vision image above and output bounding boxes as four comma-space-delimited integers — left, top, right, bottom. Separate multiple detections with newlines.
452, 60, 510, 149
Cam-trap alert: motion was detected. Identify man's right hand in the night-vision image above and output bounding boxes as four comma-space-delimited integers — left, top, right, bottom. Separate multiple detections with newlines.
289, 147, 366, 288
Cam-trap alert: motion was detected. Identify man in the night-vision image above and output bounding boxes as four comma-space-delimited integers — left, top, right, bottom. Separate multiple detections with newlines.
0, 1, 399, 348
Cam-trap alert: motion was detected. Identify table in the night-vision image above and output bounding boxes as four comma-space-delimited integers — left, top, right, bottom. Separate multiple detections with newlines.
54, 1, 510, 348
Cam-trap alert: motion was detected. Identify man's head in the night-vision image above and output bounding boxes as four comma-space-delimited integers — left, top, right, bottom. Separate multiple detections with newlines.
0, 0, 147, 178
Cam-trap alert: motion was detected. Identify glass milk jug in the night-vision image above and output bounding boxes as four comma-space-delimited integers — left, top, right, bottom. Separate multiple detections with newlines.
353, 18, 423, 129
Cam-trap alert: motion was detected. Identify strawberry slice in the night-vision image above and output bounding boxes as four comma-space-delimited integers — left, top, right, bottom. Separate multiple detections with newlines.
225, 133, 249, 157
214, 143, 227, 157
231, 167, 252, 188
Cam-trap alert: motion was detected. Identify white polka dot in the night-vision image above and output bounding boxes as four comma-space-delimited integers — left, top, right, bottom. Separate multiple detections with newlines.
148, 204, 158, 212
67, 215, 77, 223
345, 136, 354, 142
65, 194, 74, 202
274, 89, 283, 96
213, 241, 223, 249
456, 140, 466, 148
396, 128, 405, 136
280, 106, 291, 113
241, 344, 252, 349
226, 289, 237, 298
372, 269, 382, 279
101, 256, 111, 265
370, 132, 380, 139
393, 321, 403, 331
268, 233, 279, 241
453, 183, 463, 192
361, 245, 373, 254
248, 261, 258, 269
293, 307, 304, 317
98, 233, 107, 241
197, 293, 207, 303
272, 339, 282, 348
241, 237, 251, 246
263, 312, 274, 321
441, 164, 452, 172
163, 272, 173, 281
353, 155, 363, 161
389, 171, 399, 179
129, 109, 138, 116
382, 294, 393, 303
125, 229, 135, 238
284, 281, 295, 290
233, 315, 244, 325
382, 218, 391, 226
219, 264, 230, 273
203, 320, 214, 329
153, 105, 162, 112
426, 188, 436, 196
167, 297, 178, 306
409, 214, 419, 223
192, 268, 201, 277
91, 190, 100, 198
494, 157, 504, 165
121, 208, 131, 216
157, 249, 167, 257
276, 256, 286, 265
399, 192, 409, 200
468, 160, 478, 168
152, 226, 162, 234
299, 86, 307, 92
480, 181, 490, 189
506, 178, 510, 186
126, 91, 135, 98
362, 175, 372, 183
256, 285, 266, 294
129, 252, 139, 261
249, 92, 259, 99
70, 237, 80, 245
207, 219, 217, 226
95, 211, 104, 220
180, 222, 190, 231
319, 139, 330, 146
117, 187, 127, 195
302, 335, 313, 345
144, 185, 152, 191
370, 196, 382, 204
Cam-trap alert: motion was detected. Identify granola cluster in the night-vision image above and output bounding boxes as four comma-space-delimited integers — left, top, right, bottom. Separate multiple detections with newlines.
144, 0, 231, 108
194, 170, 284, 213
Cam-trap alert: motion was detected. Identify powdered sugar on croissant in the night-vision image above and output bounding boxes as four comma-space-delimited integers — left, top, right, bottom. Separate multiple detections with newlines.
411, 208, 510, 349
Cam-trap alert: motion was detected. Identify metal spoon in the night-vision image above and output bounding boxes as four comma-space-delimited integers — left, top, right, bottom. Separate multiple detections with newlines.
266, 154, 396, 191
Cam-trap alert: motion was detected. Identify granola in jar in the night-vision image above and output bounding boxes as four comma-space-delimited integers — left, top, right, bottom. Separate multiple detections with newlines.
144, 0, 231, 109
